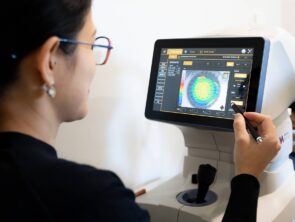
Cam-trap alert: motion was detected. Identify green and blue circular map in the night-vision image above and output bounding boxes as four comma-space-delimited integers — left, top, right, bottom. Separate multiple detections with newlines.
187, 73, 220, 108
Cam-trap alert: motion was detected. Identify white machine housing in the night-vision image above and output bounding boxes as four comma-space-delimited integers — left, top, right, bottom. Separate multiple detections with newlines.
137, 26, 295, 222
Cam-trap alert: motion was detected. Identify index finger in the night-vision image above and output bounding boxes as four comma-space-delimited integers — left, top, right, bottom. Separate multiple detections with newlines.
233, 113, 248, 140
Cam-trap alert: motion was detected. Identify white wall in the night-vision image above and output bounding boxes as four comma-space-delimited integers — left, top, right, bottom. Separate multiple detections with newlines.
56, 0, 282, 189
281, 0, 295, 36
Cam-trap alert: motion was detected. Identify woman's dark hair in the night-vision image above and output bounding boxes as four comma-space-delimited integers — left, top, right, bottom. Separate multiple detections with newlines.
0, 0, 92, 94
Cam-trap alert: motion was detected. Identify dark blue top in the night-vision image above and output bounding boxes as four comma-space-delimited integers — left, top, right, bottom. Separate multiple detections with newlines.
0, 132, 150, 222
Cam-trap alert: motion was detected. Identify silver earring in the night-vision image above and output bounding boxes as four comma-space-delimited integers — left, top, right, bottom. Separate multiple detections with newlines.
44, 85, 57, 98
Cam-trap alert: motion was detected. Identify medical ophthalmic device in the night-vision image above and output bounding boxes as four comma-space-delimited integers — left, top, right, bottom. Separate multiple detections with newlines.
138, 26, 295, 222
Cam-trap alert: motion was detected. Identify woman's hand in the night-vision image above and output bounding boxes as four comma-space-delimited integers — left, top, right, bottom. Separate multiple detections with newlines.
233, 112, 281, 178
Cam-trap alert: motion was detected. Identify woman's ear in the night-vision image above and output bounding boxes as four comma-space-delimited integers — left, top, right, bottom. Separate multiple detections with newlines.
36, 36, 60, 86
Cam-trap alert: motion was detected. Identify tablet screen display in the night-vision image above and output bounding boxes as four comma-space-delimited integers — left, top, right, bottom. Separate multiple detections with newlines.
145, 38, 267, 130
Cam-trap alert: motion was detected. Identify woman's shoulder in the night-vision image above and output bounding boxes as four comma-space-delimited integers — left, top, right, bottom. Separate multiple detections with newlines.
40, 157, 124, 193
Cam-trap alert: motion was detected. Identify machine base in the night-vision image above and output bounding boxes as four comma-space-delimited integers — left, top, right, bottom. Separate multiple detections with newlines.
137, 161, 295, 222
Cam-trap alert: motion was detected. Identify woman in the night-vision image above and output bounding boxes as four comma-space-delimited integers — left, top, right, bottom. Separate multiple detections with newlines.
0, 0, 280, 221
0, 0, 149, 221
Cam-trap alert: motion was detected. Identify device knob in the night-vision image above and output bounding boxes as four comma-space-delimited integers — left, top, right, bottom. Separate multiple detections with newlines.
196, 164, 217, 204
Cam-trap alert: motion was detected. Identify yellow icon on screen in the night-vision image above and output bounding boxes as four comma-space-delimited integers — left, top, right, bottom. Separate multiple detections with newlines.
234, 73, 247, 78
226, 62, 235, 67
183, 61, 193, 66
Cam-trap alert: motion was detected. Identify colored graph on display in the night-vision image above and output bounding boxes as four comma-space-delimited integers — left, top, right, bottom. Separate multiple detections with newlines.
188, 76, 220, 108
178, 70, 230, 111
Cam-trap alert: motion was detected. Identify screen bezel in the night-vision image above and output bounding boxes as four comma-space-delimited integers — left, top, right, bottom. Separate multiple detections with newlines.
145, 37, 266, 130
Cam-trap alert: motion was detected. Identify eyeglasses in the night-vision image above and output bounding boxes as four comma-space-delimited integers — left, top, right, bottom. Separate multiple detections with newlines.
59, 36, 113, 65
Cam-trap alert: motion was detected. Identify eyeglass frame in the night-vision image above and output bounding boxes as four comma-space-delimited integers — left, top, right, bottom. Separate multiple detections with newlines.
59, 36, 113, 65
